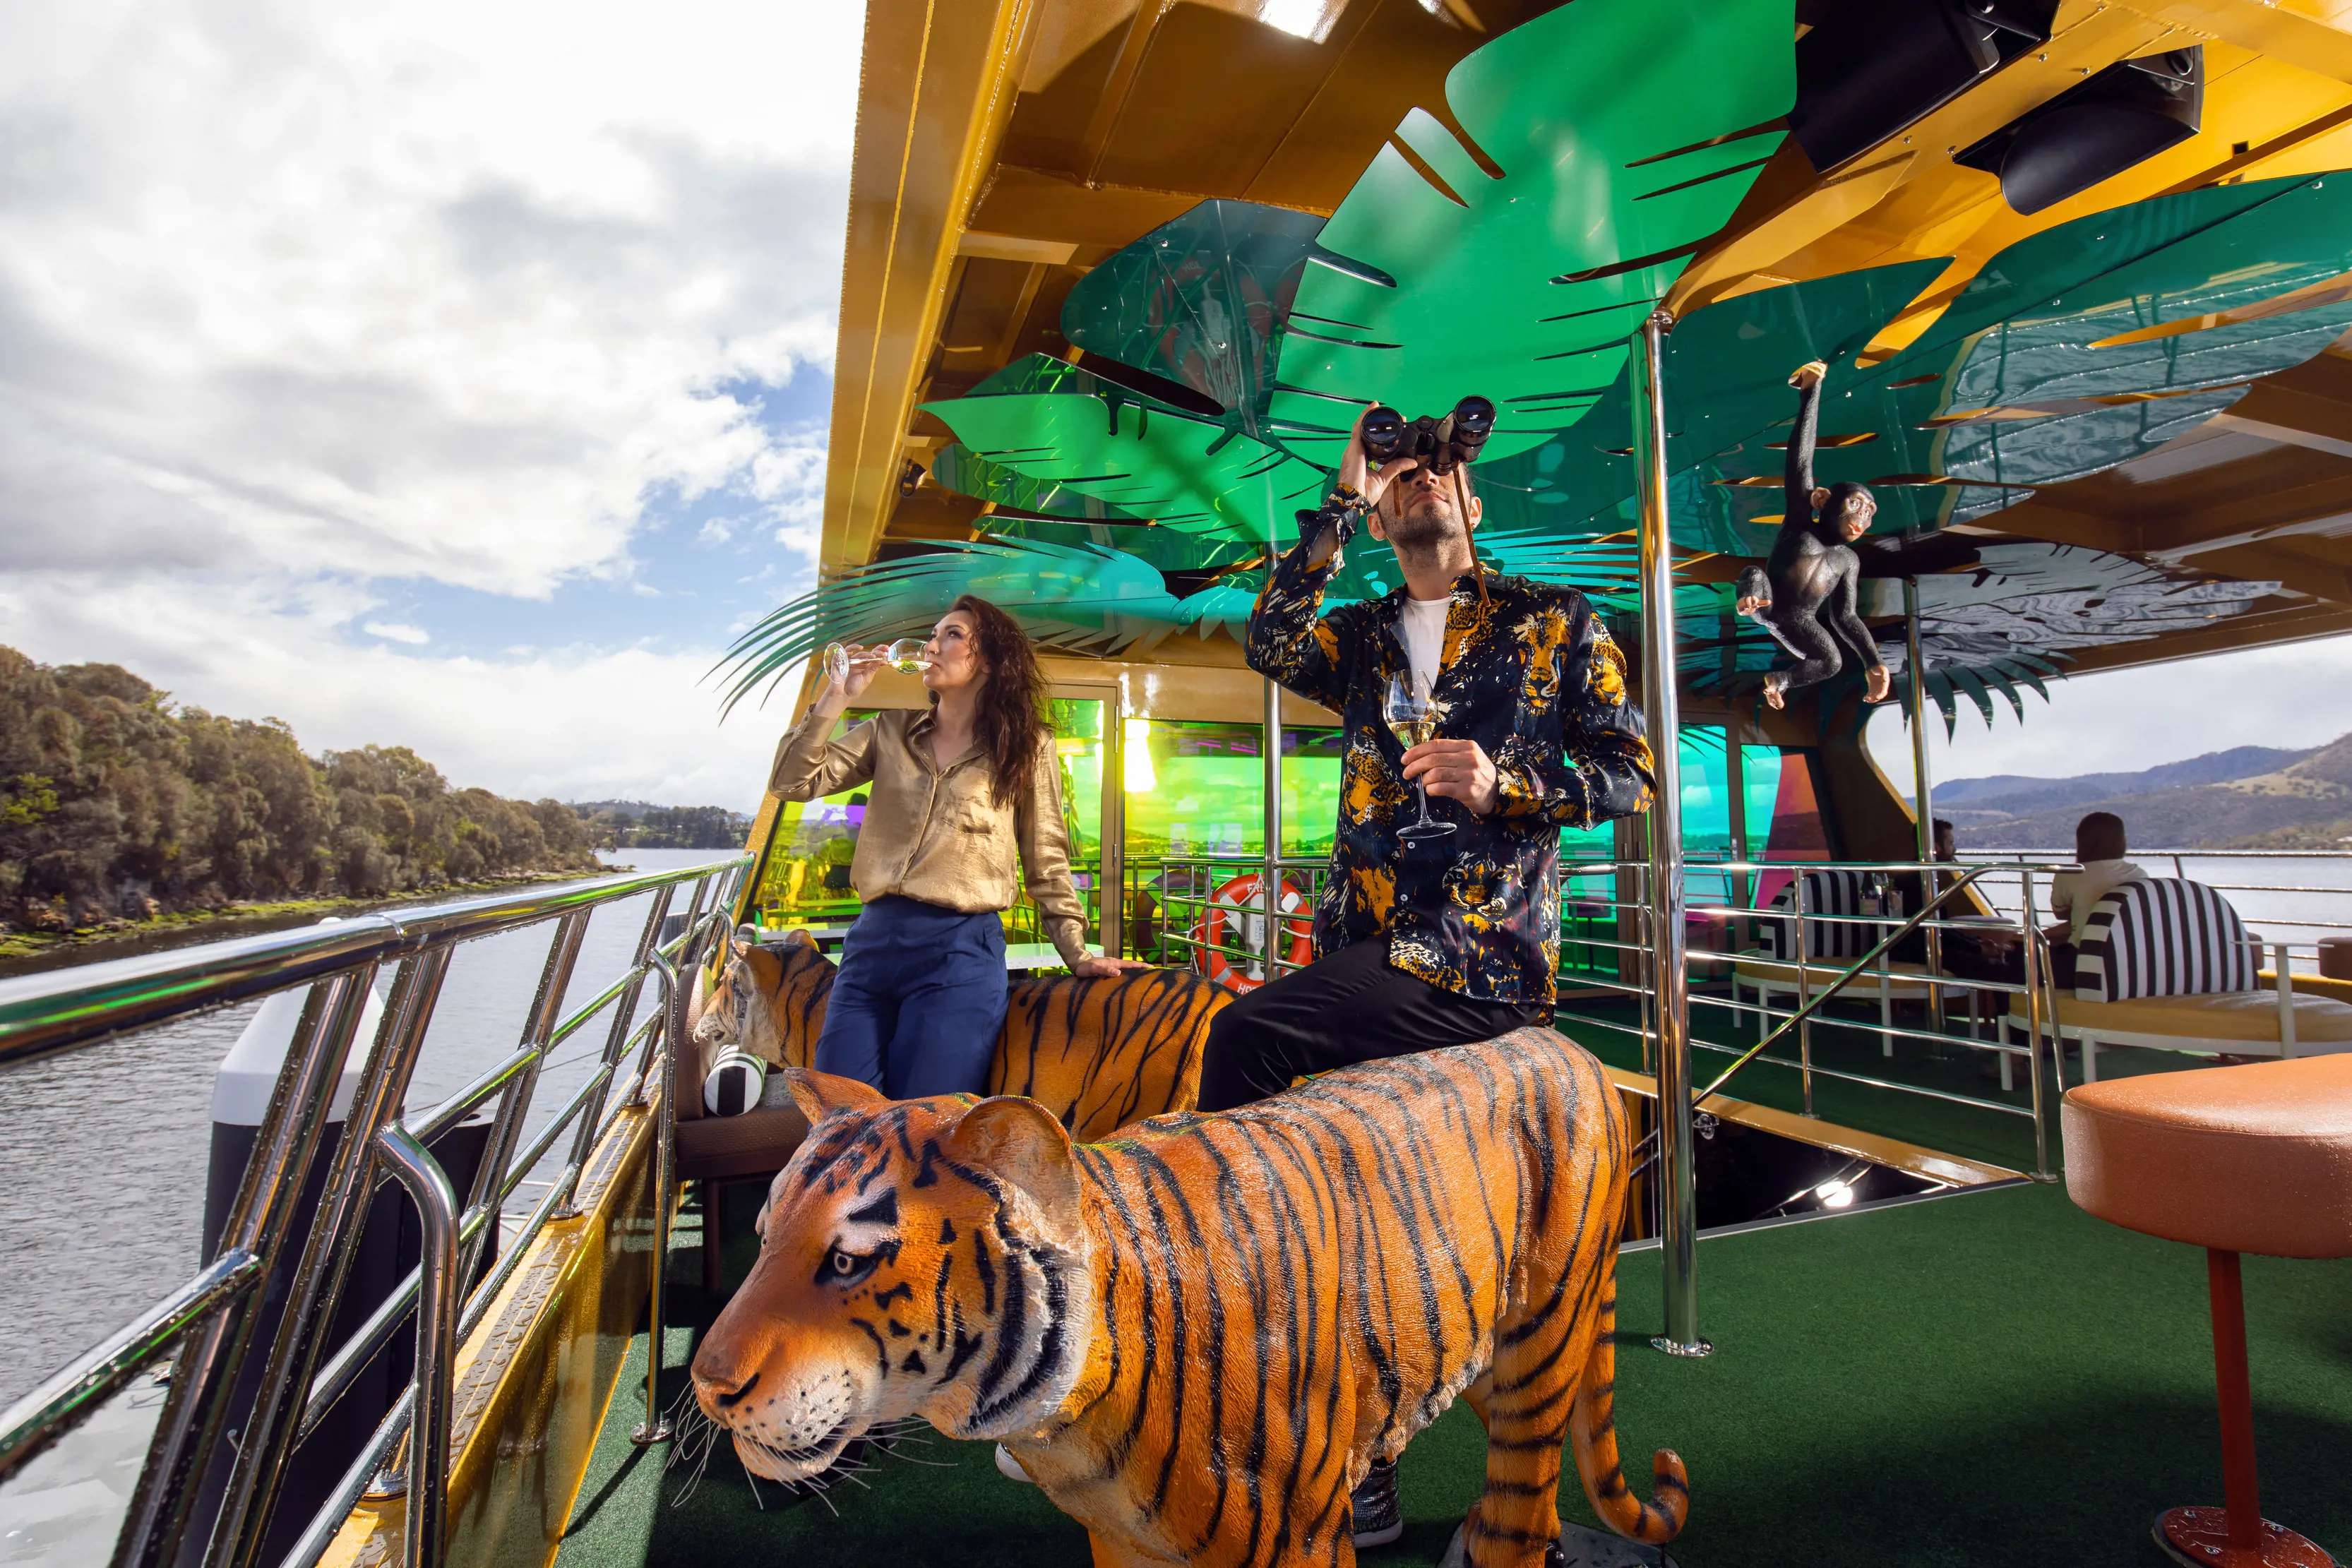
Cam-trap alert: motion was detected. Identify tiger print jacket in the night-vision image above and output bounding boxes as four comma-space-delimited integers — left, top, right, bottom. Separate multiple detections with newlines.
1248, 537, 1655, 1003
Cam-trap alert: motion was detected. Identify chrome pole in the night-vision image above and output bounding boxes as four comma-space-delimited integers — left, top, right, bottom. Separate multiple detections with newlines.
1263, 674, 1284, 981
372, 1126, 458, 1568
1633, 309, 1706, 1358
1904, 578, 1945, 1031
558, 887, 674, 1216
633, 950, 683, 1446
2021, 870, 2053, 1181
458, 911, 589, 1288
209, 947, 449, 1568
1795, 875, 1815, 1117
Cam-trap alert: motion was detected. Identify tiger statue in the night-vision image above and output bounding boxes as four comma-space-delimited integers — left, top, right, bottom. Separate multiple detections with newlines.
691, 930, 1225, 1142
691, 929, 835, 1074
691, 1025, 1684, 1567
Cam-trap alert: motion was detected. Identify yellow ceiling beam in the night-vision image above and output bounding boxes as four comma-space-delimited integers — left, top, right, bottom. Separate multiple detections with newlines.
825, 0, 1040, 577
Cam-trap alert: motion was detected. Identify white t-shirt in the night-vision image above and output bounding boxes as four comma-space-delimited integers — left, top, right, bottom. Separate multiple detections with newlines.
1399, 597, 1450, 695
2050, 858, 2146, 943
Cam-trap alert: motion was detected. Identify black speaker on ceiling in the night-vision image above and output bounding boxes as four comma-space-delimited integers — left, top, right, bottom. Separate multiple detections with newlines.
1954, 47, 2204, 213
1789, 0, 2055, 174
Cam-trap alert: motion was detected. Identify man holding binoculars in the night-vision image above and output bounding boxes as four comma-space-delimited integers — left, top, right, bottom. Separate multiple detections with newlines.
1202, 393, 1658, 1104
1202, 394, 1658, 1542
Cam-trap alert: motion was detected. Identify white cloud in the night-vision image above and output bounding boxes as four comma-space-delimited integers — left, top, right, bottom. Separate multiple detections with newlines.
4, 571, 792, 808
0, 0, 859, 800
1868, 633, 2352, 789
362, 621, 431, 645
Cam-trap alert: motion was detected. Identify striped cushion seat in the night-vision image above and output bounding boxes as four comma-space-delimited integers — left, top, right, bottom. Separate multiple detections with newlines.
2074, 878, 2260, 1003
1754, 869, 1878, 962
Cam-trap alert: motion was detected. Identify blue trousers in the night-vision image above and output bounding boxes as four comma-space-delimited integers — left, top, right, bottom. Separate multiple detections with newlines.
812, 896, 1009, 1099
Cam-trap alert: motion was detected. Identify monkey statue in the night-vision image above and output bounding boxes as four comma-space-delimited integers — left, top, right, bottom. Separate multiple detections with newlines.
1733, 361, 1892, 711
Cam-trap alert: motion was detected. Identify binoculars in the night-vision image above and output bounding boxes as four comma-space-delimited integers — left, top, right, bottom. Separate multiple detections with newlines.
1359, 395, 1496, 476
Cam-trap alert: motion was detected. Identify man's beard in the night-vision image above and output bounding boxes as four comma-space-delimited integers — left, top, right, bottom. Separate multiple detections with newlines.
1382, 494, 1460, 553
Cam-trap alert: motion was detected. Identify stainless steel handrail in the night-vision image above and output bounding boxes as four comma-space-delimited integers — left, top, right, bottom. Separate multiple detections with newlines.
1687, 867, 1995, 1109
0, 863, 738, 1069
0, 854, 748, 1568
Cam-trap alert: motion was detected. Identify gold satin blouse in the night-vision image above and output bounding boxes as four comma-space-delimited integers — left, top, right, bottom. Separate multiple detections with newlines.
767, 707, 1091, 968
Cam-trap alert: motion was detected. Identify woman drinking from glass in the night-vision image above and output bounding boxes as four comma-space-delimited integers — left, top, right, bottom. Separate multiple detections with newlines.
768, 594, 1142, 1097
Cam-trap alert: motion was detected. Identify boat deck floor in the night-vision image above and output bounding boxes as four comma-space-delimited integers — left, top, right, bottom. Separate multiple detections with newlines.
1552, 992, 2227, 1175
555, 1178, 2352, 1567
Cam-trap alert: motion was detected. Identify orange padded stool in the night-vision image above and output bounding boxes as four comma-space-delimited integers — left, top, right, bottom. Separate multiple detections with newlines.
2064, 1056, 2352, 1568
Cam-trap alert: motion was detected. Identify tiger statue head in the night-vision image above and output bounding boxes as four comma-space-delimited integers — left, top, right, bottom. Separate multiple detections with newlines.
691, 928, 833, 1074
690, 1068, 1094, 1480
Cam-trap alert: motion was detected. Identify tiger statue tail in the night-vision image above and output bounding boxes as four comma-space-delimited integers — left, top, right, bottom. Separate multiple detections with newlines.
1567, 1279, 1689, 1545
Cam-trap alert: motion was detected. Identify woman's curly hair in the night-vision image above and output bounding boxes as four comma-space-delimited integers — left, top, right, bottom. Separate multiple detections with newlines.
945, 594, 1051, 810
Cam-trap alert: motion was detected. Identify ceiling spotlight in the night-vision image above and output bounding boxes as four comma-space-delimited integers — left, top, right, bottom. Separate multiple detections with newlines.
1814, 1179, 1856, 1209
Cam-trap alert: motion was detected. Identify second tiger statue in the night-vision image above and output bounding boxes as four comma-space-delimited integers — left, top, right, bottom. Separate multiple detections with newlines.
691, 1024, 1685, 1568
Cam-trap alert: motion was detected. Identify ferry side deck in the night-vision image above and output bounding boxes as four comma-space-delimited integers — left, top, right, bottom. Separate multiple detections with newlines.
552, 1138, 2352, 1568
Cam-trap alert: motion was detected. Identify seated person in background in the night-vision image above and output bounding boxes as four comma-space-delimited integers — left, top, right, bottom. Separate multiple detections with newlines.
1944, 811, 2142, 990
2049, 810, 2144, 946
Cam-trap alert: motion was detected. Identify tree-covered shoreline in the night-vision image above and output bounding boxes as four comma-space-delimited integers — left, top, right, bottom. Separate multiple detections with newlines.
1, 645, 603, 938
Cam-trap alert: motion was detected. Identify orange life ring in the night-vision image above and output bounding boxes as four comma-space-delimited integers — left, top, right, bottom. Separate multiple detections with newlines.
1193, 873, 1314, 993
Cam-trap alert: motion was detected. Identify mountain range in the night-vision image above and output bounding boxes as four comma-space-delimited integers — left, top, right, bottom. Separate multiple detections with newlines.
1938, 735, 2352, 850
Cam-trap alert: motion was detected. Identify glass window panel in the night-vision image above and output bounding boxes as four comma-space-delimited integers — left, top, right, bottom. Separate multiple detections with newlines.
1121, 719, 1344, 966
1120, 720, 1344, 861
1005, 698, 1106, 947
750, 709, 881, 933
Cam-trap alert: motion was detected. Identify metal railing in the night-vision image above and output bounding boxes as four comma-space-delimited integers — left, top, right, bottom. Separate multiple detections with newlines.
1123, 854, 1333, 983
1546, 852, 2352, 1175
0, 856, 749, 1568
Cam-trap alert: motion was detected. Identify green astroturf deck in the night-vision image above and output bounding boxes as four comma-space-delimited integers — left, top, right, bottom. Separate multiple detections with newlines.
556, 1174, 2352, 1568
1550, 989, 2216, 1175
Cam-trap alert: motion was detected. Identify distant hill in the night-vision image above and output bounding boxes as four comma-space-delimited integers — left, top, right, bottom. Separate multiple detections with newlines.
568, 801, 752, 851
1954, 734, 2352, 849
1936, 746, 2312, 813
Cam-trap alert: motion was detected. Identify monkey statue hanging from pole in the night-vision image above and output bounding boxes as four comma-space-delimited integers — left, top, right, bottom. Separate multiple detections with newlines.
1733, 361, 1892, 710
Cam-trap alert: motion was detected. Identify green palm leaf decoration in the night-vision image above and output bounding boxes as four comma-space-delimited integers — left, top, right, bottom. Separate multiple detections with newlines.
717, 539, 1187, 715
1270, 0, 1794, 467
1058, 199, 1325, 437
1474, 260, 1952, 550
921, 385, 1325, 544
1771, 174, 2352, 534
978, 514, 1264, 574
931, 442, 1145, 523
1683, 543, 2281, 734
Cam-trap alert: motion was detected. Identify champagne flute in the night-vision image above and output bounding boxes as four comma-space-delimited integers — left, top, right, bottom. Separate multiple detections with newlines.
818, 638, 933, 688
1385, 670, 1455, 842
879, 637, 932, 674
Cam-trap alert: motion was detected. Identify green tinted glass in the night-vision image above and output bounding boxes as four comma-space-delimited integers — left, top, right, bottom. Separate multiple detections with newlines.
1060, 200, 1325, 430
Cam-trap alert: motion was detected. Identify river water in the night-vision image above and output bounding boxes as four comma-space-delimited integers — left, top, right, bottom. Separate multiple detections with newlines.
0, 850, 732, 1411
1956, 853, 2352, 952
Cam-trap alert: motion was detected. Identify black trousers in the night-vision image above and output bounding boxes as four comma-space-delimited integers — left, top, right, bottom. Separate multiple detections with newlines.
1195, 935, 1546, 1113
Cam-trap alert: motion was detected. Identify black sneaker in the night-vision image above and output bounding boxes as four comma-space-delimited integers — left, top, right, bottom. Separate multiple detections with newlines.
1349, 1457, 1402, 1549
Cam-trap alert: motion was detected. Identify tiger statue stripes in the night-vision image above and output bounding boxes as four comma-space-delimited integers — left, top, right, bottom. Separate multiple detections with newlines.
691, 930, 835, 1073
691, 1025, 1685, 1567
692, 931, 1224, 1142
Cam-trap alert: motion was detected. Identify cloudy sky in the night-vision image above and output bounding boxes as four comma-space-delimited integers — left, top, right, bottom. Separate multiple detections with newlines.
1, 0, 859, 808
1864, 630, 2352, 794
4, 2, 2348, 812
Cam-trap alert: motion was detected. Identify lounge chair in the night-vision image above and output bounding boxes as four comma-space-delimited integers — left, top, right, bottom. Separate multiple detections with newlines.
2006, 878, 2352, 1083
